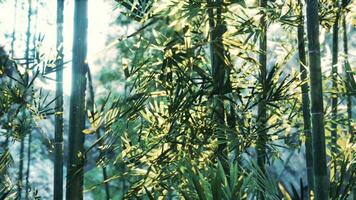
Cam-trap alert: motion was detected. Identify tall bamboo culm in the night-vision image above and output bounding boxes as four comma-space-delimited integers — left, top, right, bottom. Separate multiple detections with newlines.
207, 0, 229, 173
10, 0, 17, 58
297, 0, 314, 195
305, 0, 329, 199
331, 1, 340, 163
18, 1, 33, 198
341, 0, 353, 137
25, 131, 32, 198
54, 0, 64, 199
342, 0, 355, 198
66, 0, 88, 199
6, 0, 18, 149
25, 0, 37, 196
257, 1, 267, 199
17, 138, 24, 199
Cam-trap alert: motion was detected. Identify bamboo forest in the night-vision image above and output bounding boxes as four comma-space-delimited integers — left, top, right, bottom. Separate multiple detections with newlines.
0, 0, 355, 199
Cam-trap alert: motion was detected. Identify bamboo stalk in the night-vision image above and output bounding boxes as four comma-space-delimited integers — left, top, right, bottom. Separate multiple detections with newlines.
54, 0, 64, 199
297, 0, 314, 196
341, 0, 353, 137
66, 0, 88, 199
25, 1, 37, 197
19, 0, 33, 198
25, 132, 32, 198
257, 0, 267, 199
10, 0, 17, 58
331, 1, 340, 163
342, 0, 355, 198
305, 0, 329, 199
17, 138, 24, 199
5, 0, 18, 149
25, 0, 32, 71
207, 0, 229, 173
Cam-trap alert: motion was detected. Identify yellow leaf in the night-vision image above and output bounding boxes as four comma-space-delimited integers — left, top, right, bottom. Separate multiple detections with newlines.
55, 112, 63, 116
278, 183, 292, 200
82, 128, 95, 135
150, 91, 167, 97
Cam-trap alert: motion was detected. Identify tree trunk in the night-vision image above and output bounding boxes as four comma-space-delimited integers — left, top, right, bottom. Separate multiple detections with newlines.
297, 0, 314, 196
66, 0, 88, 199
305, 0, 329, 199
207, 0, 228, 173
54, 0, 64, 199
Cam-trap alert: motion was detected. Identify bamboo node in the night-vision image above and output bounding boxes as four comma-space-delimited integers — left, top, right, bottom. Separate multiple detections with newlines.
308, 50, 320, 54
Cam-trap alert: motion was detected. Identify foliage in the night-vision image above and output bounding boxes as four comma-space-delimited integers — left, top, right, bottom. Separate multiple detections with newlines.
174, 159, 281, 200
0, 45, 58, 198
0, 0, 355, 199
87, 0, 310, 199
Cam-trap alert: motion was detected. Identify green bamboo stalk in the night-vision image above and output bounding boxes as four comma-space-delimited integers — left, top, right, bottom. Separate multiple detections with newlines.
305, 0, 329, 199
17, 138, 24, 199
10, 0, 17, 58
331, 1, 340, 162
54, 0, 64, 199
25, 1, 36, 197
25, 0, 32, 71
342, 0, 355, 198
31, 0, 38, 56
207, 0, 228, 173
341, 0, 353, 136
297, 0, 314, 195
66, 0, 88, 199
19, 1, 33, 198
25, 131, 32, 199
6, 0, 18, 149
257, 1, 267, 199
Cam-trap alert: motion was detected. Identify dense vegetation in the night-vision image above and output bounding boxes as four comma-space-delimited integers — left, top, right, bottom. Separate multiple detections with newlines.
0, 0, 355, 199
